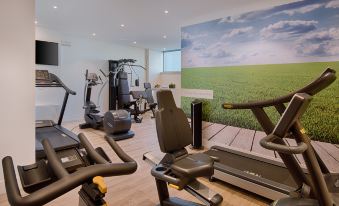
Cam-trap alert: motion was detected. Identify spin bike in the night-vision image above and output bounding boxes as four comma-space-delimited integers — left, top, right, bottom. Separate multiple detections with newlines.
2, 133, 137, 206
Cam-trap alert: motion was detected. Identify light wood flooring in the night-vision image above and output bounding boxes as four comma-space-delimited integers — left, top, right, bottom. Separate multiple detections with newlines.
0, 114, 271, 206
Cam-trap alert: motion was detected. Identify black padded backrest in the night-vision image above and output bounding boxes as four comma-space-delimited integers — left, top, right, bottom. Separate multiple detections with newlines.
118, 71, 131, 108
155, 90, 192, 153
144, 82, 155, 104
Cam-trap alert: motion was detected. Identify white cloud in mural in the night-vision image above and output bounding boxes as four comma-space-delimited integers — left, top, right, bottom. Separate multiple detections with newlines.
219, 3, 323, 24
182, 0, 339, 68
218, 16, 234, 23
200, 42, 233, 58
296, 27, 339, 56
182, 39, 301, 67
218, 15, 244, 24
260, 20, 318, 39
192, 42, 206, 51
280, 3, 323, 16
301, 28, 339, 42
325, 0, 339, 8
181, 32, 191, 40
222, 27, 253, 39
181, 32, 208, 49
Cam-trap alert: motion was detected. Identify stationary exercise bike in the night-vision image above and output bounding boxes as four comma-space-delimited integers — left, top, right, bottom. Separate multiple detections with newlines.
2, 133, 137, 206
145, 90, 223, 206
79, 69, 134, 141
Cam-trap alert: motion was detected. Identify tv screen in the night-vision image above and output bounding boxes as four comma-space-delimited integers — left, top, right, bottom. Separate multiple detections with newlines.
36, 40, 59, 66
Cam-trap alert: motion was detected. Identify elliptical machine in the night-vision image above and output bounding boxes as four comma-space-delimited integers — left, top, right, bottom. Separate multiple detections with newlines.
79, 69, 134, 141
80, 71, 103, 129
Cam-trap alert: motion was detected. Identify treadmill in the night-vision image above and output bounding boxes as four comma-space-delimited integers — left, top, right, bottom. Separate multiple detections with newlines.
204, 68, 338, 200
35, 70, 80, 159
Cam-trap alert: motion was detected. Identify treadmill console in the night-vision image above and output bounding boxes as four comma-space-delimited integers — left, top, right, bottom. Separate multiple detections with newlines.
35, 70, 60, 87
87, 73, 98, 81
36, 70, 50, 82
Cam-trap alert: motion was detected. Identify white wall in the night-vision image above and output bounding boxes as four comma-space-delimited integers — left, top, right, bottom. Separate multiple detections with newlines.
148, 49, 182, 106
0, 0, 35, 194
35, 27, 146, 121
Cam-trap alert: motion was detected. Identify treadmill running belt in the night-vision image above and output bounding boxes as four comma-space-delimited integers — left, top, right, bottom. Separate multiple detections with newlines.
36, 127, 79, 159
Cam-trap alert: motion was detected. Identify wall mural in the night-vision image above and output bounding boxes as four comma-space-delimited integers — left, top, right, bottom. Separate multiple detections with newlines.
181, 0, 339, 143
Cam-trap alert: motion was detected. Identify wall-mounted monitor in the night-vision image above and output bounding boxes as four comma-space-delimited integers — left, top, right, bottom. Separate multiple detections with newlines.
35, 40, 59, 66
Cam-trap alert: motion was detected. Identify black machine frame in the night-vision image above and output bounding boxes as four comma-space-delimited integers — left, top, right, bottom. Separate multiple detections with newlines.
108, 59, 156, 123
78, 69, 135, 141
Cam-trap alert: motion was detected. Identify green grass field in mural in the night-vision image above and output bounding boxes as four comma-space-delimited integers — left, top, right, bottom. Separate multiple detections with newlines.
181, 61, 339, 143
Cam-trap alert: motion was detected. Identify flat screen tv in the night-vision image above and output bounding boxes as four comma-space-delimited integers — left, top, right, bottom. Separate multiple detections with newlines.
35, 40, 59, 66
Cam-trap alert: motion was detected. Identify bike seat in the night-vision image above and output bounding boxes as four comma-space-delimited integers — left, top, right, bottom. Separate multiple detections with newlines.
171, 153, 213, 178
130, 90, 147, 99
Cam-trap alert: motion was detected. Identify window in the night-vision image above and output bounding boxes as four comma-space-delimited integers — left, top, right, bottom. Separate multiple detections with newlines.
163, 50, 181, 72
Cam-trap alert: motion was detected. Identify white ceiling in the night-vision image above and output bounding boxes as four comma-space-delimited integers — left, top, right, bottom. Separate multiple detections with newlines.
36, 0, 296, 51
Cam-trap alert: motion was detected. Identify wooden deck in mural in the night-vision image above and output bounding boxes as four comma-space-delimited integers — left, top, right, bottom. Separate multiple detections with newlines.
199, 121, 339, 172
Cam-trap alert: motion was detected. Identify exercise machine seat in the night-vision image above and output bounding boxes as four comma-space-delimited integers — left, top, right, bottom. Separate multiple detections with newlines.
144, 83, 157, 107
130, 90, 147, 99
171, 153, 213, 178
156, 90, 213, 178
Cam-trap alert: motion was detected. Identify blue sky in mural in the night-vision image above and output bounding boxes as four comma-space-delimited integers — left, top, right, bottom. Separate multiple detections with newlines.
181, 0, 339, 68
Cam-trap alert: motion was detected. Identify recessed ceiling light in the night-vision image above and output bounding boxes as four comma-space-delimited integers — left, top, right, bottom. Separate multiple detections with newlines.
133, 41, 137, 44
92, 33, 96, 36
120, 24, 125, 27
34, 20, 38, 24
163, 35, 167, 39
53, 5, 58, 9
164, 10, 169, 14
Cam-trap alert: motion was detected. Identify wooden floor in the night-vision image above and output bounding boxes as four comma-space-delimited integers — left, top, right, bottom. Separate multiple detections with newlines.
1, 114, 338, 205
0, 114, 270, 206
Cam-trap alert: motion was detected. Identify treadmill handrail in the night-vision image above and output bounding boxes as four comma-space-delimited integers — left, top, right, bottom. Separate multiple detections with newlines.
222, 68, 336, 109
2, 133, 137, 206
260, 134, 308, 154
49, 73, 76, 95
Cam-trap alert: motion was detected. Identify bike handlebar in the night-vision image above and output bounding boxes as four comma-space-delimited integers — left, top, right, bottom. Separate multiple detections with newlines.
2, 133, 137, 206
